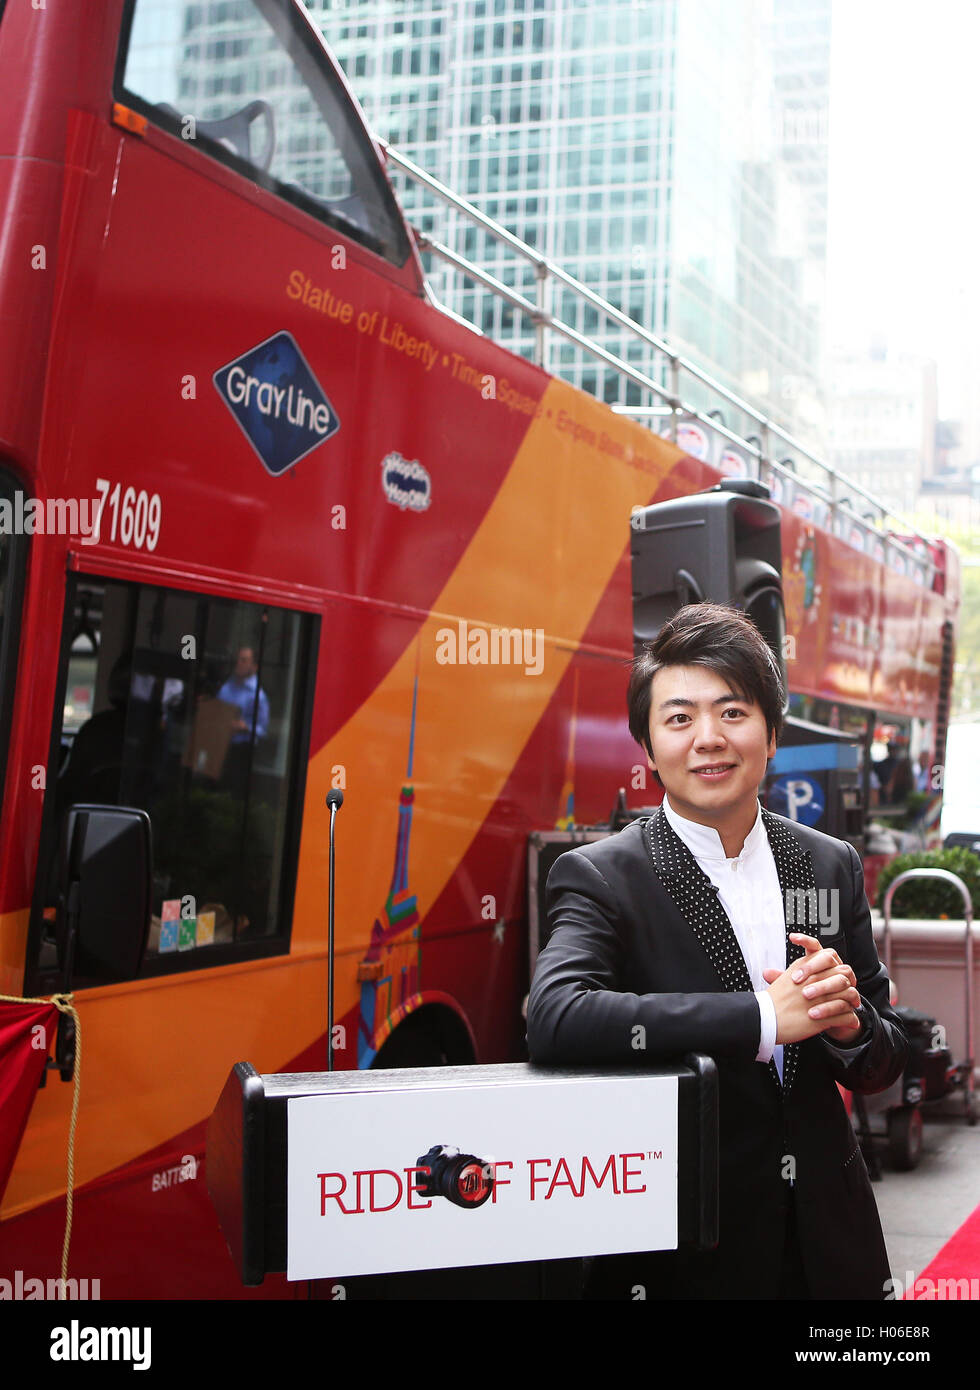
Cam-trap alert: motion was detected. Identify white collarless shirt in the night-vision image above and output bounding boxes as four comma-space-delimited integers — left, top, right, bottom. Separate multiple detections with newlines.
662, 796, 785, 1076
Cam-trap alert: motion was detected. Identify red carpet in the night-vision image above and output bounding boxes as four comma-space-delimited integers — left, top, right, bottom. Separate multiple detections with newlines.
907, 1202, 980, 1299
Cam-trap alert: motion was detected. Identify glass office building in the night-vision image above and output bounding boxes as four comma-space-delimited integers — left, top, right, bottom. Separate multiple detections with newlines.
314, 0, 831, 441
142, 0, 831, 441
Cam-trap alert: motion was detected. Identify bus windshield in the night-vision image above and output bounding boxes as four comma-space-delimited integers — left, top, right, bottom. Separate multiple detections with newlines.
116, 0, 411, 265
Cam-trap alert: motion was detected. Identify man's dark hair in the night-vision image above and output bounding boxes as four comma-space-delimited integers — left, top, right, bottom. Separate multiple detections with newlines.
627, 603, 785, 766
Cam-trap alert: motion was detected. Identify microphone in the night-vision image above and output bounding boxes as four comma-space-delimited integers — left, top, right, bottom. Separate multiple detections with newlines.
327, 789, 344, 810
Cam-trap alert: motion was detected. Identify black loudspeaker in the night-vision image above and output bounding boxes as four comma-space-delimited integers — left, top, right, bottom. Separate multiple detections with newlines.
631, 479, 787, 698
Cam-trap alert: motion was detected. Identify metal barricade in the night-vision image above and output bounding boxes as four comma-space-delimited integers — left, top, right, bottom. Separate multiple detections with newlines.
882, 868, 976, 1124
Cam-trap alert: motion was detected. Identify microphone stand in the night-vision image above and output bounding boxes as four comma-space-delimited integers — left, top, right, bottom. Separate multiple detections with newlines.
326, 790, 343, 1071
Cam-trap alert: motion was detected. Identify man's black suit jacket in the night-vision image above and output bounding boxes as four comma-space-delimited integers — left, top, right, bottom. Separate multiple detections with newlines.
526, 807, 909, 1300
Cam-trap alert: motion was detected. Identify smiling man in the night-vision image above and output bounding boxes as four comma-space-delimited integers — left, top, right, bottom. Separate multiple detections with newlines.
526, 602, 908, 1300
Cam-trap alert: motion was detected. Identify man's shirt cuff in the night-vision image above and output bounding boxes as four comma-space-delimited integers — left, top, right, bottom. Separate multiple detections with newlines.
755, 990, 777, 1063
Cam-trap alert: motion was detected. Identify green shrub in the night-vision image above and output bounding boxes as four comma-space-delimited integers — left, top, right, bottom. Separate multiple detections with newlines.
876, 847, 980, 919
893, 790, 928, 829
153, 786, 276, 918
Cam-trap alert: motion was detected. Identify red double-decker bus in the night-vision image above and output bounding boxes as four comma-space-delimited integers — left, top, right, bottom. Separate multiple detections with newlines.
0, 0, 958, 1297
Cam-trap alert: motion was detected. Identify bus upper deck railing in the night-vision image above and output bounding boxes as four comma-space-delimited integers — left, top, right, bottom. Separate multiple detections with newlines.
380, 140, 938, 591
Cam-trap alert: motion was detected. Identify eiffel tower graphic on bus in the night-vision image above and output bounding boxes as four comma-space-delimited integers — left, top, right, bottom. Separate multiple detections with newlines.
555, 669, 579, 830
356, 669, 422, 1066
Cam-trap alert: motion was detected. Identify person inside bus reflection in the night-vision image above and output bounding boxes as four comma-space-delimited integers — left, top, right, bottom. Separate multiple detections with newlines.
57, 652, 132, 809
872, 740, 899, 802
58, 652, 182, 813
874, 741, 916, 805
217, 645, 269, 794
49, 653, 154, 917
49, 652, 146, 913
914, 750, 932, 794
218, 646, 269, 743
888, 754, 914, 805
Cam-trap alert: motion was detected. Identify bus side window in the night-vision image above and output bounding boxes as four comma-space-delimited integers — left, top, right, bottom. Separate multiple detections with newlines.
34, 576, 315, 989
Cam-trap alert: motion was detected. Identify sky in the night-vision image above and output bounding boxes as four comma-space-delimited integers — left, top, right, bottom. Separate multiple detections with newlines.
826, 0, 980, 419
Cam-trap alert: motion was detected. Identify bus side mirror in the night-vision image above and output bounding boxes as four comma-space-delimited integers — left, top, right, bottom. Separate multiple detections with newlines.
57, 805, 153, 987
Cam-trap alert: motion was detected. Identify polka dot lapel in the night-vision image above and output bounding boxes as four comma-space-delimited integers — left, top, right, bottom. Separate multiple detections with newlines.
643, 808, 814, 1098
760, 809, 817, 1098
644, 808, 754, 994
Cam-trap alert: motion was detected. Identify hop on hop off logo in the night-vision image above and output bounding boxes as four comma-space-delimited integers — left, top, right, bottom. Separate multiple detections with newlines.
381, 451, 431, 511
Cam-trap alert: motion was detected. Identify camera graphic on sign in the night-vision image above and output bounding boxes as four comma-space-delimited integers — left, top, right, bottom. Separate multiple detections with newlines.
415, 1145, 494, 1209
